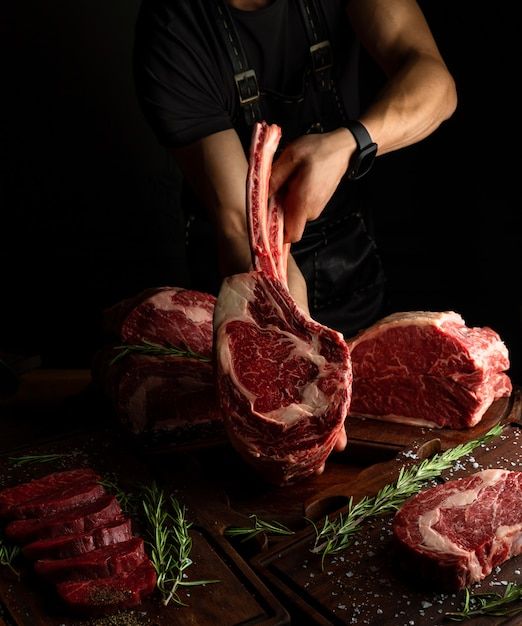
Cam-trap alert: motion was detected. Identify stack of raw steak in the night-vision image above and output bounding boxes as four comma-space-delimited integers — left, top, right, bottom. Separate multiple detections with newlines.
393, 469, 522, 589
0, 469, 156, 611
349, 311, 511, 428
99, 287, 222, 435
214, 122, 352, 485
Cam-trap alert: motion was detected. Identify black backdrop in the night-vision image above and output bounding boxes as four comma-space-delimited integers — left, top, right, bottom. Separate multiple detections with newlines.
1, 2, 520, 382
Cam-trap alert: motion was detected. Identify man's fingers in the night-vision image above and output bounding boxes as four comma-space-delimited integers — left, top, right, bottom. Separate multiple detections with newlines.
282, 177, 310, 243
283, 214, 307, 243
269, 150, 296, 196
333, 427, 347, 452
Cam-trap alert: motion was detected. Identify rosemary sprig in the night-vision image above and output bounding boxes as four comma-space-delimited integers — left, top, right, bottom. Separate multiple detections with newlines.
446, 584, 522, 620
0, 535, 20, 579
141, 483, 217, 606
110, 341, 210, 366
8, 453, 73, 467
98, 477, 135, 515
225, 515, 295, 543
311, 423, 504, 565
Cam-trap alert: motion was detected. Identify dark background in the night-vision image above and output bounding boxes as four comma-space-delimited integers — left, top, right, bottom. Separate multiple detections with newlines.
1, 2, 520, 382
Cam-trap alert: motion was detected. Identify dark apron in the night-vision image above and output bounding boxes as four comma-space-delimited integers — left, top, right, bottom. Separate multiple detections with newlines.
185, 4, 385, 339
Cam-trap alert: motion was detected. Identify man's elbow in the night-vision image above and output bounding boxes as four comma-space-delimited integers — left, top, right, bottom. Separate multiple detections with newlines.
440, 67, 458, 122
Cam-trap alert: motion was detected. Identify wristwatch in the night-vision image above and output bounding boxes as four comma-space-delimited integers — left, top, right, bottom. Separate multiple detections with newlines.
344, 120, 378, 180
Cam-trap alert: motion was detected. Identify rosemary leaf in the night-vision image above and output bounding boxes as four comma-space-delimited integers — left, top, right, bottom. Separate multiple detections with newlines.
446, 584, 522, 620
8, 453, 73, 467
110, 341, 210, 366
0, 534, 20, 579
225, 515, 295, 543
98, 477, 135, 515
141, 483, 218, 606
311, 422, 504, 564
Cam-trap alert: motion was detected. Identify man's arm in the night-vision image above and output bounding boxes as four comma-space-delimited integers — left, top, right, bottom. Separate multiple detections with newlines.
347, 0, 457, 153
270, 0, 457, 243
171, 129, 309, 311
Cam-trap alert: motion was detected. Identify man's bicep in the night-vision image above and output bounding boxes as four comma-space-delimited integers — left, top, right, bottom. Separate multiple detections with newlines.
346, 0, 445, 75
172, 129, 249, 239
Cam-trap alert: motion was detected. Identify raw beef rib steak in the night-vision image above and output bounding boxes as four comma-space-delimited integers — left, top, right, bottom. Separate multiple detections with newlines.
393, 469, 522, 589
349, 311, 511, 428
103, 286, 215, 358
214, 122, 352, 485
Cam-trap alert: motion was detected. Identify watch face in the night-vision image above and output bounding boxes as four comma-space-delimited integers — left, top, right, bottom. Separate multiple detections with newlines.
350, 143, 378, 180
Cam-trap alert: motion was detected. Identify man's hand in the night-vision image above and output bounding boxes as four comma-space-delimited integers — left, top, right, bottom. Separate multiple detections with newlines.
287, 254, 309, 314
269, 129, 357, 243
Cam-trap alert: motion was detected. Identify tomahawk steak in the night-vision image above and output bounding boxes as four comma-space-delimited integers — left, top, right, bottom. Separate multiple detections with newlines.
214, 122, 352, 485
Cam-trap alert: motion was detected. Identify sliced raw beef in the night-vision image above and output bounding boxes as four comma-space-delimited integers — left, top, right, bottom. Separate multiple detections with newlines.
5, 494, 122, 543
349, 311, 511, 428
104, 353, 221, 435
214, 122, 352, 485
7, 482, 105, 521
104, 286, 216, 358
23, 518, 132, 560
0, 469, 99, 518
393, 469, 522, 589
56, 560, 157, 610
34, 537, 146, 582
0, 469, 157, 611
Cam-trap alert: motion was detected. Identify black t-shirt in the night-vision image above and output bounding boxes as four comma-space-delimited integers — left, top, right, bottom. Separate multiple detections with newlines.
133, 1, 385, 334
133, 0, 360, 150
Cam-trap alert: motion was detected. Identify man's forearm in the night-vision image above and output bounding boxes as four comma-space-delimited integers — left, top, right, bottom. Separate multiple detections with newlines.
359, 52, 457, 156
346, 0, 457, 157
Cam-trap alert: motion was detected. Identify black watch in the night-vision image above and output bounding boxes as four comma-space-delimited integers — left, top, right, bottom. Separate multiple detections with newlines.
344, 120, 378, 180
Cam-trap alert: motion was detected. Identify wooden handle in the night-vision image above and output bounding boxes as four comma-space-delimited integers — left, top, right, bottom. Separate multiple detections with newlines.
304, 437, 441, 520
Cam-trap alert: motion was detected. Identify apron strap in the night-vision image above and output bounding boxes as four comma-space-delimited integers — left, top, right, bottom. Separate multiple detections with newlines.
296, 0, 334, 92
207, 0, 262, 126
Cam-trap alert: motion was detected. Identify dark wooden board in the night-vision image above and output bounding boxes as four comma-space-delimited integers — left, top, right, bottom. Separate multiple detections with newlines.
307, 388, 522, 518
345, 390, 517, 457
0, 432, 289, 626
253, 420, 522, 626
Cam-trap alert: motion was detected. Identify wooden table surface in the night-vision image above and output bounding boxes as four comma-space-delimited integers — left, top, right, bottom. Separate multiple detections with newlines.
0, 370, 519, 626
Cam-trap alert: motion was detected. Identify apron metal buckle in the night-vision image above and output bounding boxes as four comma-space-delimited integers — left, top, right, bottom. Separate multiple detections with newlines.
234, 69, 260, 105
310, 40, 332, 73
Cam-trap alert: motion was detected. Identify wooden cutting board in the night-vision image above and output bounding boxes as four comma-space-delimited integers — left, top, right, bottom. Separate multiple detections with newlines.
253, 417, 522, 625
345, 388, 519, 460
0, 431, 289, 626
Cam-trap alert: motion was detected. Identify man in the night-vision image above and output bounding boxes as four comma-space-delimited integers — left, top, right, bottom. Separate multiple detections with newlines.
134, 0, 456, 336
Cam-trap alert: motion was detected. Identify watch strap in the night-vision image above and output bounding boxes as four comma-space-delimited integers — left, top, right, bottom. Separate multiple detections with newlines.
344, 120, 378, 180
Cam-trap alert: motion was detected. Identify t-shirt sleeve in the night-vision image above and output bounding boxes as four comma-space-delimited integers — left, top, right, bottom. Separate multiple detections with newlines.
133, 2, 234, 148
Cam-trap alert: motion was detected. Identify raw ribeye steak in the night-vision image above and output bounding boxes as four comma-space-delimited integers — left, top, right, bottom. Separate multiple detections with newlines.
0, 469, 99, 518
23, 518, 132, 560
5, 494, 122, 543
56, 560, 157, 610
96, 284, 221, 436
349, 311, 511, 428
34, 537, 146, 582
102, 353, 221, 435
393, 469, 522, 589
103, 286, 215, 358
214, 122, 352, 485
